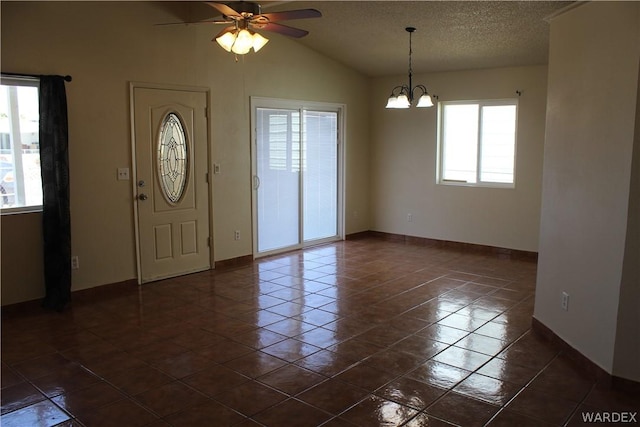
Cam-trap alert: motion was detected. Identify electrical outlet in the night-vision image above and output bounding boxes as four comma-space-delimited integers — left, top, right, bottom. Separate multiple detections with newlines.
234, 230, 240, 240
407, 213, 413, 222
117, 168, 130, 181
71, 256, 79, 270
561, 291, 569, 311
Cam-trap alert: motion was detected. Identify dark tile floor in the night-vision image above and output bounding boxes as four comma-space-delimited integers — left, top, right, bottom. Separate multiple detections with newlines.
2, 237, 639, 426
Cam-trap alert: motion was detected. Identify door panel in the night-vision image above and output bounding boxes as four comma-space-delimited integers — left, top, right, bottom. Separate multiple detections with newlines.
154, 225, 173, 259
256, 108, 300, 253
133, 86, 210, 283
303, 111, 338, 242
181, 221, 198, 254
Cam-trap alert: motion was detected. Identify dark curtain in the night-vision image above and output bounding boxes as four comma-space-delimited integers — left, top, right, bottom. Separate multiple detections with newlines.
39, 76, 71, 311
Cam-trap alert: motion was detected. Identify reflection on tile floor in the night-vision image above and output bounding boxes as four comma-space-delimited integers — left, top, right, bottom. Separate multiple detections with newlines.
2, 237, 639, 426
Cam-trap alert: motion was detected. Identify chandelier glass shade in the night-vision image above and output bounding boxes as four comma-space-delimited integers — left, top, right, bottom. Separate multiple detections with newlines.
386, 27, 434, 109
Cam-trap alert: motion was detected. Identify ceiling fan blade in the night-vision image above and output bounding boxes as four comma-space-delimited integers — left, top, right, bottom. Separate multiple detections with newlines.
259, 9, 322, 22
205, 2, 241, 18
259, 22, 309, 38
155, 19, 230, 26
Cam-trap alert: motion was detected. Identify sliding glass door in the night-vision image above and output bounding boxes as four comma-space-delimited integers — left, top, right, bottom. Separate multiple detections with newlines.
255, 107, 301, 252
252, 98, 343, 256
302, 110, 339, 242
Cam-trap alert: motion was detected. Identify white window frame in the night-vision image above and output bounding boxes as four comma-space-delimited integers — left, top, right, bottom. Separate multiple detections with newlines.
437, 98, 518, 188
0, 75, 42, 215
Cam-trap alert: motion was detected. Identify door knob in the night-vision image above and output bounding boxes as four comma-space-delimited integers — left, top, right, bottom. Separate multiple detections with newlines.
138, 193, 148, 201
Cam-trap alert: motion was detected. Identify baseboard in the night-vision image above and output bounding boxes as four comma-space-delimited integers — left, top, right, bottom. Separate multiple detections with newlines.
0, 298, 43, 318
531, 317, 640, 392
345, 230, 372, 240
1, 279, 139, 317
214, 254, 253, 270
2, 252, 289, 314
72, 279, 139, 302
365, 230, 538, 261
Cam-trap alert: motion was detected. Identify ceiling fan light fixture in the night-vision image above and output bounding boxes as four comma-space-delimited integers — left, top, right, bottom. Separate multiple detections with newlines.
251, 32, 269, 52
215, 28, 269, 55
215, 31, 237, 52
232, 29, 254, 54
207, 2, 320, 56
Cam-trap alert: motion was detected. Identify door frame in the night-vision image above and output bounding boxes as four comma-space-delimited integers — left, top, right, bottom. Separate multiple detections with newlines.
250, 96, 346, 258
129, 82, 214, 284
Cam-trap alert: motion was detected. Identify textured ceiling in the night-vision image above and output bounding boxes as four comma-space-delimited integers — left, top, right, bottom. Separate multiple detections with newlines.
176, 1, 573, 77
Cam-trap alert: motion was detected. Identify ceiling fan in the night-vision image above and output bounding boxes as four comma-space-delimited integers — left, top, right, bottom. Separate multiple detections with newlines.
201, 1, 322, 54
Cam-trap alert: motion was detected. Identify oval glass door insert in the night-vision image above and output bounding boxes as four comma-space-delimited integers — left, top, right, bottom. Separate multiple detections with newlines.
157, 112, 188, 204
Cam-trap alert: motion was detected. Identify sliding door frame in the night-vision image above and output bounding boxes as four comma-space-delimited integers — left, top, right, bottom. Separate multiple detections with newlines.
250, 96, 345, 258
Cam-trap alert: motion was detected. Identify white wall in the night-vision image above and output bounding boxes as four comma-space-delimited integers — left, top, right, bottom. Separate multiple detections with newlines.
0, 1, 371, 305
534, 1, 640, 380
371, 66, 548, 252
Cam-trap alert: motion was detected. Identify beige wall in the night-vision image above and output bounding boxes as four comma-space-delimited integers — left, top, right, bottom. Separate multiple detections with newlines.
534, 1, 640, 381
1, 1, 371, 305
614, 69, 640, 381
1, 212, 44, 304
370, 66, 547, 252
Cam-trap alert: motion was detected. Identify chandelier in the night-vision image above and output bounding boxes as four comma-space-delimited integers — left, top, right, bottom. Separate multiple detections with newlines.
385, 27, 434, 109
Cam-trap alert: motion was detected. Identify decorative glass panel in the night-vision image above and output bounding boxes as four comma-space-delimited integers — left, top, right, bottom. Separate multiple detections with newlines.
158, 112, 188, 204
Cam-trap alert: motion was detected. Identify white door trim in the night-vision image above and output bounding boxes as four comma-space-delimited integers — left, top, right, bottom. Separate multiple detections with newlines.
129, 82, 213, 284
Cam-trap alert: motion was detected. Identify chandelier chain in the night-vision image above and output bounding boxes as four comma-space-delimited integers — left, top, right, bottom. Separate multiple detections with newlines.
408, 29, 413, 78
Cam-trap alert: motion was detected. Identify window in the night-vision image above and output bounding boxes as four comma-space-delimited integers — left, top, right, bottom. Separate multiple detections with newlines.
438, 99, 517, 187
157, 112, 188, 204
0, 77, 42, 212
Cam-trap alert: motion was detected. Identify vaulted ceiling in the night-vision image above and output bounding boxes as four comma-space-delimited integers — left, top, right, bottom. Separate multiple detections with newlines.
164, 1, 573, 77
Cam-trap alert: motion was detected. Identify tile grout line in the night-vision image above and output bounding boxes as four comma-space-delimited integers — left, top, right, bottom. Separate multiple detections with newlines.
481, 351, 562, 426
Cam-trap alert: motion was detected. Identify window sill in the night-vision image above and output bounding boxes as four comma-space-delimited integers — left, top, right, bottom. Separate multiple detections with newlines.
1, 206, 43, 216
438, 180, 515, 189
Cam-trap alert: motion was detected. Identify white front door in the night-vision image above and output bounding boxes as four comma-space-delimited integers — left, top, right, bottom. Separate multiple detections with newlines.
132, 85, 210, 283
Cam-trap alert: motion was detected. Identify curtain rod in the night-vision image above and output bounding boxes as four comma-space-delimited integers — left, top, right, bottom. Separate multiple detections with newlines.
1, 72, 72, 82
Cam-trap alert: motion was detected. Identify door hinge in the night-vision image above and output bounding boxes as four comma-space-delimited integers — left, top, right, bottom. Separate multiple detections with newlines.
205, 172, 209, 183
207, 236, 212, 247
